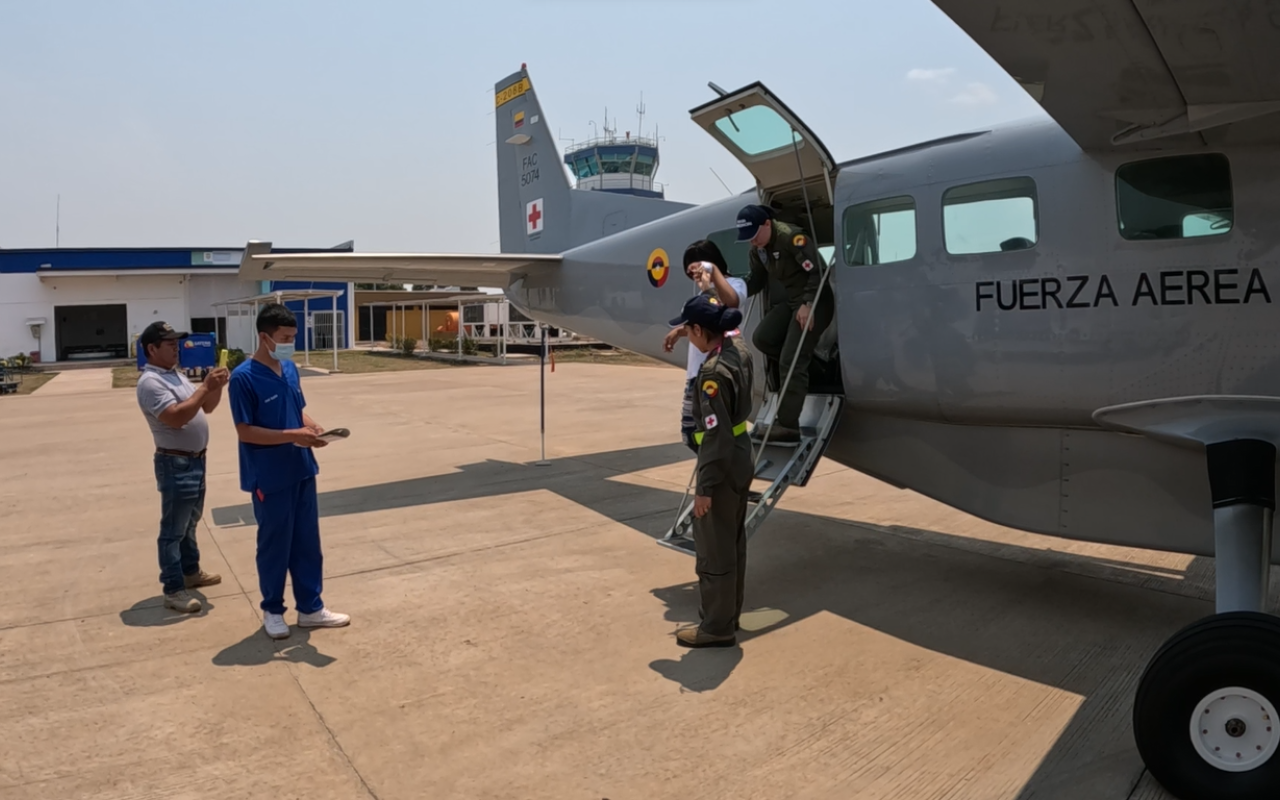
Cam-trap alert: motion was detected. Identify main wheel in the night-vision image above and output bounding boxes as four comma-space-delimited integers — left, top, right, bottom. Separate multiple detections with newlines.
1134, 611, 1280, 800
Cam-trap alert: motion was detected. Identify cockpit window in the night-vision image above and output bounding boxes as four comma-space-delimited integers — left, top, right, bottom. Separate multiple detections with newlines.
713, 106, 801, 156
1116, 154, 1232, 240
943, 177, 1038, 256
843, 195, 917, 266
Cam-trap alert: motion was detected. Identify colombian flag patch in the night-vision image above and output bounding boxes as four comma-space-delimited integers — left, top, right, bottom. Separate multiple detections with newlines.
793, 234, 806, 248
702, 379, 719, 399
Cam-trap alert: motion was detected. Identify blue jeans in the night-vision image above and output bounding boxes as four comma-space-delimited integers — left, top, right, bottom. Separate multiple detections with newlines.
154, 452, 206, 594
251, 477, 324, 616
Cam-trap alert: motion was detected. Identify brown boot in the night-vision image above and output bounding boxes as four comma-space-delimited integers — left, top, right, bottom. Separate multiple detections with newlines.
675, 624, 736, 648
184, 569, 222, 589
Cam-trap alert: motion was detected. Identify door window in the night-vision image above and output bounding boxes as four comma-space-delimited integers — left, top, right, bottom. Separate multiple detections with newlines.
843, 196, 917, 266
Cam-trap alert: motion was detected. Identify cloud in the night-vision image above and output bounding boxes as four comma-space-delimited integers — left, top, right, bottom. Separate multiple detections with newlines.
906, 67, 956, 83
949, 82, 998, 106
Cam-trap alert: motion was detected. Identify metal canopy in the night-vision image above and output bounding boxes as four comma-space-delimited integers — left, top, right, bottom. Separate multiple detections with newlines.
211, 288, 345, 373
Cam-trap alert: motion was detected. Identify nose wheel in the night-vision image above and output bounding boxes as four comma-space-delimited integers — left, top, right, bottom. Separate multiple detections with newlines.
1133, 611, 1280, 800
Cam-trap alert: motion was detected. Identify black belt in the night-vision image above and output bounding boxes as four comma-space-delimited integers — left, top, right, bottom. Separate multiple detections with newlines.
156, 448, 206, 458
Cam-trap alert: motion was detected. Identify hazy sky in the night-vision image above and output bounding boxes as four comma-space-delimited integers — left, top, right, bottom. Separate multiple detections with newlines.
0, 0, 1045, 253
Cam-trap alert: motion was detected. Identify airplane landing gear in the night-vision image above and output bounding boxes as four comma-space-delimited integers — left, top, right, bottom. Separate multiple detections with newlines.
1133, 612, 1280, 799
1135, 438, 1279, 800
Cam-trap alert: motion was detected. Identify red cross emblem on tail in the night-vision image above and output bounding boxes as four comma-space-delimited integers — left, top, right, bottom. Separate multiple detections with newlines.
526, 198, 543, 236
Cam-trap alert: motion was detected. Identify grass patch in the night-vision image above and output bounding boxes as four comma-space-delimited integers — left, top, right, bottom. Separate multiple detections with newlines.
3, 372, 59, 396
113, 367, 141, 388
544, 347, 673, 368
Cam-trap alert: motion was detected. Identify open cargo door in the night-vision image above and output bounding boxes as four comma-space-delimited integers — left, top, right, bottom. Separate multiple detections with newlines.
689, 82, 837, 207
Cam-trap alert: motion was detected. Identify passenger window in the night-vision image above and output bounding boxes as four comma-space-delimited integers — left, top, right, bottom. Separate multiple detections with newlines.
942, 177, 1038, 255
842, 195, 917, 266
1115, 154, 1232, 240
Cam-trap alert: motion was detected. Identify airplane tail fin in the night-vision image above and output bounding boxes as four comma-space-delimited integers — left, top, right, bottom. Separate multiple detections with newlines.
493, 67, 693, 256
494, 67, 572, 254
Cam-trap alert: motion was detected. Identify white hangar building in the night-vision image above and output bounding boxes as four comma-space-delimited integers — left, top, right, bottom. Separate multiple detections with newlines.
0, 244, 356, 364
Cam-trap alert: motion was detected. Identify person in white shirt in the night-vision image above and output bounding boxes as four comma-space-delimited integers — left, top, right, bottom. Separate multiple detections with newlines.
663, 240, 749, 452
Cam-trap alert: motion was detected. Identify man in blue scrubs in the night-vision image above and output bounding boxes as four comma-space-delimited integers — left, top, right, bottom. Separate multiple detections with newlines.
229, 303, 349, 640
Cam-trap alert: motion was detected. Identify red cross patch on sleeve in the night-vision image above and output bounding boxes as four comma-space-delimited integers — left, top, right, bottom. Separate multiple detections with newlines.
802, 259, 814, 271
704, 414, 718, 429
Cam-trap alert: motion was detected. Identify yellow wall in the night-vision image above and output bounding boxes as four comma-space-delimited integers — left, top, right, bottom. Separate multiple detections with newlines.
384, 309, 457, 341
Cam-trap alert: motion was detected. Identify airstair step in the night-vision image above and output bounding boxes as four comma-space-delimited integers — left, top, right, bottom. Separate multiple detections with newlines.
656, 533, 698, 557
659, 392, 844, 556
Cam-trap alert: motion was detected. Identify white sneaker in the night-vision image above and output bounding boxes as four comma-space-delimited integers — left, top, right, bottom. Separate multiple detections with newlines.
263, 612, 290, 639
297, 608, 350, 628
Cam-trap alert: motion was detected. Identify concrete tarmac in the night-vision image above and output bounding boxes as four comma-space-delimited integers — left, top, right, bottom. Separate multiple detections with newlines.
1, 362, 1271, 799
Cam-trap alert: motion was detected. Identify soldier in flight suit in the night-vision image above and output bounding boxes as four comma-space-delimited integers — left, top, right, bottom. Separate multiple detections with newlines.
738, 203, 834, 443
668, 294, 756, 648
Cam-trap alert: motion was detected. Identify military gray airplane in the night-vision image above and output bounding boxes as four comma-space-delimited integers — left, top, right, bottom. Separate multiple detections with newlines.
239, 5, 1280, 796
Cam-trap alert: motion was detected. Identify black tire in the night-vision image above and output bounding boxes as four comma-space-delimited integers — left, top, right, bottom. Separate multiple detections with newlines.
1134, 611, 1280, 800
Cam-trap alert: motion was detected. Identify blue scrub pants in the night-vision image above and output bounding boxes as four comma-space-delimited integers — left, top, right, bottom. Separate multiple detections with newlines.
251, 477, 324, 615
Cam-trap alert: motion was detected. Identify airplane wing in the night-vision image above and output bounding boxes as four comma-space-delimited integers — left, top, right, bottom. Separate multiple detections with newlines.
932, 0, 1280, 150
237, 240, 559, 288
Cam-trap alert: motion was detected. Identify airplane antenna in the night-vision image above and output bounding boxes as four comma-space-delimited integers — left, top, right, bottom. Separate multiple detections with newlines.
709, 167, 733, 197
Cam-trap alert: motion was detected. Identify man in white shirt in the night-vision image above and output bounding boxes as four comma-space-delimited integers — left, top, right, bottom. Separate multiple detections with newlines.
135, 321, 229, 613
663, 240, 749, 452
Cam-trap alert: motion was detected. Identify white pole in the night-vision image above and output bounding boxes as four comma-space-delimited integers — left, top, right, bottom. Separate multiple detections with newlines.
457, 299, 463, 358
303, 297, 311, 367
332, 292, 340, 373
420, 300, 425, 352
535, 324, 549, 466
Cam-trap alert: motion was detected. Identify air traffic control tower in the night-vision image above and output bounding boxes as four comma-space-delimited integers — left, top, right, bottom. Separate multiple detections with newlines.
563, 120, 665, 200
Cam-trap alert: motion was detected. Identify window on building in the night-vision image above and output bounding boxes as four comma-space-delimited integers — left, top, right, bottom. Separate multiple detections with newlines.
572, 155, 600, 178
600, 153, 634, 174
1115, 153, 1233, 240
843, 195, 917, 266
943, 176, 1038, 255
462, 305, 485, 324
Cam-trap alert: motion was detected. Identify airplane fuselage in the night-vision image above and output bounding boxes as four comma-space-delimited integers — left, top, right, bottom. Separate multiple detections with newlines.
506, 117, 1280, 563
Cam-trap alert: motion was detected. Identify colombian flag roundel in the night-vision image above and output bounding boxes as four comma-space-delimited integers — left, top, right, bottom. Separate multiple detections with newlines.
647, 248, 669, 288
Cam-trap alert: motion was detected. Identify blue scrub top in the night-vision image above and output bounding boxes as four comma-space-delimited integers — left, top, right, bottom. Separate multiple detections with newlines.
228, 358, 319, 495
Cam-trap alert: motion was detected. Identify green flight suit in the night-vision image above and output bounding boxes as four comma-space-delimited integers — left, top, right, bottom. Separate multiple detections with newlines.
745, 220, 834, 431
689, 336, 756, 638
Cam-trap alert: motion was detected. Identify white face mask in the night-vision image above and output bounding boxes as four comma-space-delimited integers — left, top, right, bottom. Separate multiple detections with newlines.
265, 338, 294, 361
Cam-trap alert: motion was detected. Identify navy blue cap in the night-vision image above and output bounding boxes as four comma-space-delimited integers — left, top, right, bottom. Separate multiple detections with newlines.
669, 294, 728, 329
736, 204, 771, 241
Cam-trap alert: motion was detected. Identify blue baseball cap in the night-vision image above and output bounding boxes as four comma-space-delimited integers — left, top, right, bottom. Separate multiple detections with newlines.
669, 294, 727, 329
735, 204, 771, 241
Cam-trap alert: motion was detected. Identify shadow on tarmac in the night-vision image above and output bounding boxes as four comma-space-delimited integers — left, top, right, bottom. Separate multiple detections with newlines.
119, 590, 217, 627
212, 627, 337, 669
210, 441, 1261, 799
